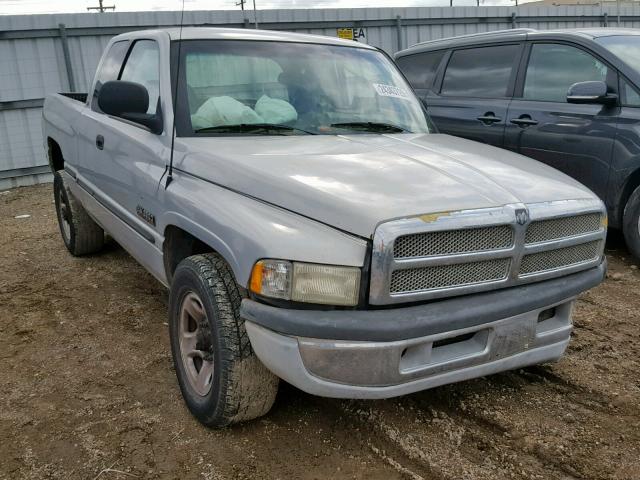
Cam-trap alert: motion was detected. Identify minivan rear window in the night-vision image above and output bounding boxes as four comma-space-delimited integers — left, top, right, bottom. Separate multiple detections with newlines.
396, 50, 445, 90
441, 44, 520, 98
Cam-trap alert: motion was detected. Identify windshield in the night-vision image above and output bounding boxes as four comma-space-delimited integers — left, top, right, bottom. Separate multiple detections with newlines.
595, 35, 640, 72
173, 40, 430, 136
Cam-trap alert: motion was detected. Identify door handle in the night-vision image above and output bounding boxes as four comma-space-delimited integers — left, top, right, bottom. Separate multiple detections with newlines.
95, 134, 104, 150
510, 116, 538, 127
477, 113, 502, 125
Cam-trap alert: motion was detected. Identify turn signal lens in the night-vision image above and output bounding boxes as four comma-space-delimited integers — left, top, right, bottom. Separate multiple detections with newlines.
249, 260, 361, 306
250, 259, 292, 300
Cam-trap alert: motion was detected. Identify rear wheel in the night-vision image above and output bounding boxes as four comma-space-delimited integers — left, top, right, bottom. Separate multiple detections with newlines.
53, 171, 104, 256
168, 253, 279, 427
623, 185, 640, 262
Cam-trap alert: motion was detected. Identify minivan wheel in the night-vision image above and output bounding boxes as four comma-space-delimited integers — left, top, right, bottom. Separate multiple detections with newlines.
53, 170, 104, 256
168, 253, 279, 427
623, 185, 640, 262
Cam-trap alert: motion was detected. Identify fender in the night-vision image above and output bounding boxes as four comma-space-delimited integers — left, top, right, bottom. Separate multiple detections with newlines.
159, 169, 369, 287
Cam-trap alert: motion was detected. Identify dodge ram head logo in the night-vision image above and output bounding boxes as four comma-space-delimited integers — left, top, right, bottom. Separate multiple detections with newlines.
515, 209, 529, 225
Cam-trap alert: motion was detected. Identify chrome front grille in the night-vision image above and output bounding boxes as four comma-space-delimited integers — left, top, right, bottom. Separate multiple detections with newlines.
519, 240, 602, 276
525, 213, 602, 244
393, 225, 514, 258
390, 258, 511, 293
370, 199, 606, 305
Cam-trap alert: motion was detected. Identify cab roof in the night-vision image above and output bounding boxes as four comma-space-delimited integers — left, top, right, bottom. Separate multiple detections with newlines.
114, 27, 377, 50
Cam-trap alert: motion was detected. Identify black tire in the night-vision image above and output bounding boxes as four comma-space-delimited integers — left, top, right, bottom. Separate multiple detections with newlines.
168, 253, 279, 427
53, 170, 104, 256
623, 185, 640, 262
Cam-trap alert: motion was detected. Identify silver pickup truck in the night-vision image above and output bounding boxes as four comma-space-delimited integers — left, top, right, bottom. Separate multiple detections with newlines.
43, 28, 607, 427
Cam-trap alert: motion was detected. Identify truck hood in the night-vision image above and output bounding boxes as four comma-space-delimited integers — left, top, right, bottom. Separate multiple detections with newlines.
176, 133, 596, 238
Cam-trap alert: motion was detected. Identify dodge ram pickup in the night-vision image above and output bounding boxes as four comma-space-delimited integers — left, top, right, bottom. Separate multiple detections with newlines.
43, 28, 607, 428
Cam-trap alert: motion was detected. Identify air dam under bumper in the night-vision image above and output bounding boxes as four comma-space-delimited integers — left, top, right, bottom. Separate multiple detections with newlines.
242, 262, 605, 399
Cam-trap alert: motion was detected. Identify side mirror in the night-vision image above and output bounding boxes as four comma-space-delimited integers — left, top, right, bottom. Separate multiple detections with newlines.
566, 81, 617, 106
98, 80, 163, 134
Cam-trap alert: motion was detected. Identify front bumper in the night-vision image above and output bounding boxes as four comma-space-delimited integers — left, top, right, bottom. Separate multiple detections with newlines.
242, 262, 605, 399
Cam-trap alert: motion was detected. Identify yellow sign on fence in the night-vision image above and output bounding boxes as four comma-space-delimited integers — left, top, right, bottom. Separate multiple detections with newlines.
336, 27, 367, 43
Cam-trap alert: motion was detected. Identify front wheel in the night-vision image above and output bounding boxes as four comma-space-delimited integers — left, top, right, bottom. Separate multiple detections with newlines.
168, 253, 279, 427
623, 185, 640, 262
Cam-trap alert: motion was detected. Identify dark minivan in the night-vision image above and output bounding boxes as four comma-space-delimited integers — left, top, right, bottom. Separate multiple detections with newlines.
396, 28, 640, 260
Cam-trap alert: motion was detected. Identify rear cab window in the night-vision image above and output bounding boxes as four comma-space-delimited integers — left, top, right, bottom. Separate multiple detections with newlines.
440, 44, 521, 98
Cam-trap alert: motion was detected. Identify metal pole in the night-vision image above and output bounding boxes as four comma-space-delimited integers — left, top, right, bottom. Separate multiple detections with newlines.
396, 15, 402, 52
58, 23, 76, 92
617, 0, 621, 26
253, 0, 258, 29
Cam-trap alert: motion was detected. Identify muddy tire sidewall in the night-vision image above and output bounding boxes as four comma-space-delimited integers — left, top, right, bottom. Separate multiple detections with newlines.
53, 171, 104, 256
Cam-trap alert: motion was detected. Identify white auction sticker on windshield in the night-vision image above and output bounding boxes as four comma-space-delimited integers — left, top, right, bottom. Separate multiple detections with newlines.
373, 83, 410, 100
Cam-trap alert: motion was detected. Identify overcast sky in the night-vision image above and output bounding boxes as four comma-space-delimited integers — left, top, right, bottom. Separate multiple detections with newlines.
0, 0, 526, 15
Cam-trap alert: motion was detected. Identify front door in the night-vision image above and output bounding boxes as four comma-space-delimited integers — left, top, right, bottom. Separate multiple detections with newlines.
504, 42, 618, 199
78, 38, 170, 278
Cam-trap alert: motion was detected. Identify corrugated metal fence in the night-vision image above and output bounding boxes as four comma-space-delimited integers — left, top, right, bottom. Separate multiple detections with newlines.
2, 5, 640, 189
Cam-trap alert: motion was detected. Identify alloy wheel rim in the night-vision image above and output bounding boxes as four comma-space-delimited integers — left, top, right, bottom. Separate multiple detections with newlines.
178, 292, 214, 396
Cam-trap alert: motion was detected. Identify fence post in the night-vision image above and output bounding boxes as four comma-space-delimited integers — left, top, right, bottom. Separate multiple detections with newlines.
511, 12, 517, 29
58, 23, 76, 92
603, 12, 608, 27
396, 15, 403, 52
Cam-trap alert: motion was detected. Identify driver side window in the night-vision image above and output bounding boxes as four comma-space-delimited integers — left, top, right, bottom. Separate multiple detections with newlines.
523, 43, 608, 103
91, 40, 129, 112
119, 40, 160, 114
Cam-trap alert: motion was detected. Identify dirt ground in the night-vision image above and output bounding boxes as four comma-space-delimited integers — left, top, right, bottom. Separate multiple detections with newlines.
1, 183, 639, 480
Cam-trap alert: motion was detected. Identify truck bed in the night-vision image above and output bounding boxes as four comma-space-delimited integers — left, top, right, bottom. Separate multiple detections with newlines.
42, 92, 90, 171
59, 92, 88, 103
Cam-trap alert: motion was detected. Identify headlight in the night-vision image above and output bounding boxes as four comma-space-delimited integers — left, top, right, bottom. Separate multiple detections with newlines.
250, 259, 361, 306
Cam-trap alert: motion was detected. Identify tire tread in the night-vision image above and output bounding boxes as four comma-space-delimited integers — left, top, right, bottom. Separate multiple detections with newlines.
54, 171, 104, 256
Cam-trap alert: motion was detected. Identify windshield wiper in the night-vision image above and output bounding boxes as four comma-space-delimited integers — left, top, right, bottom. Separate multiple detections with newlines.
194, 123, 315, 135
330, 122, 408, 133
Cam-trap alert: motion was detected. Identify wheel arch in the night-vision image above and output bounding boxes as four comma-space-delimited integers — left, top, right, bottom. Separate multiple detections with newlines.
47, 137, 64, 172
162, 222, 240, 287
614, 166, 640, 228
